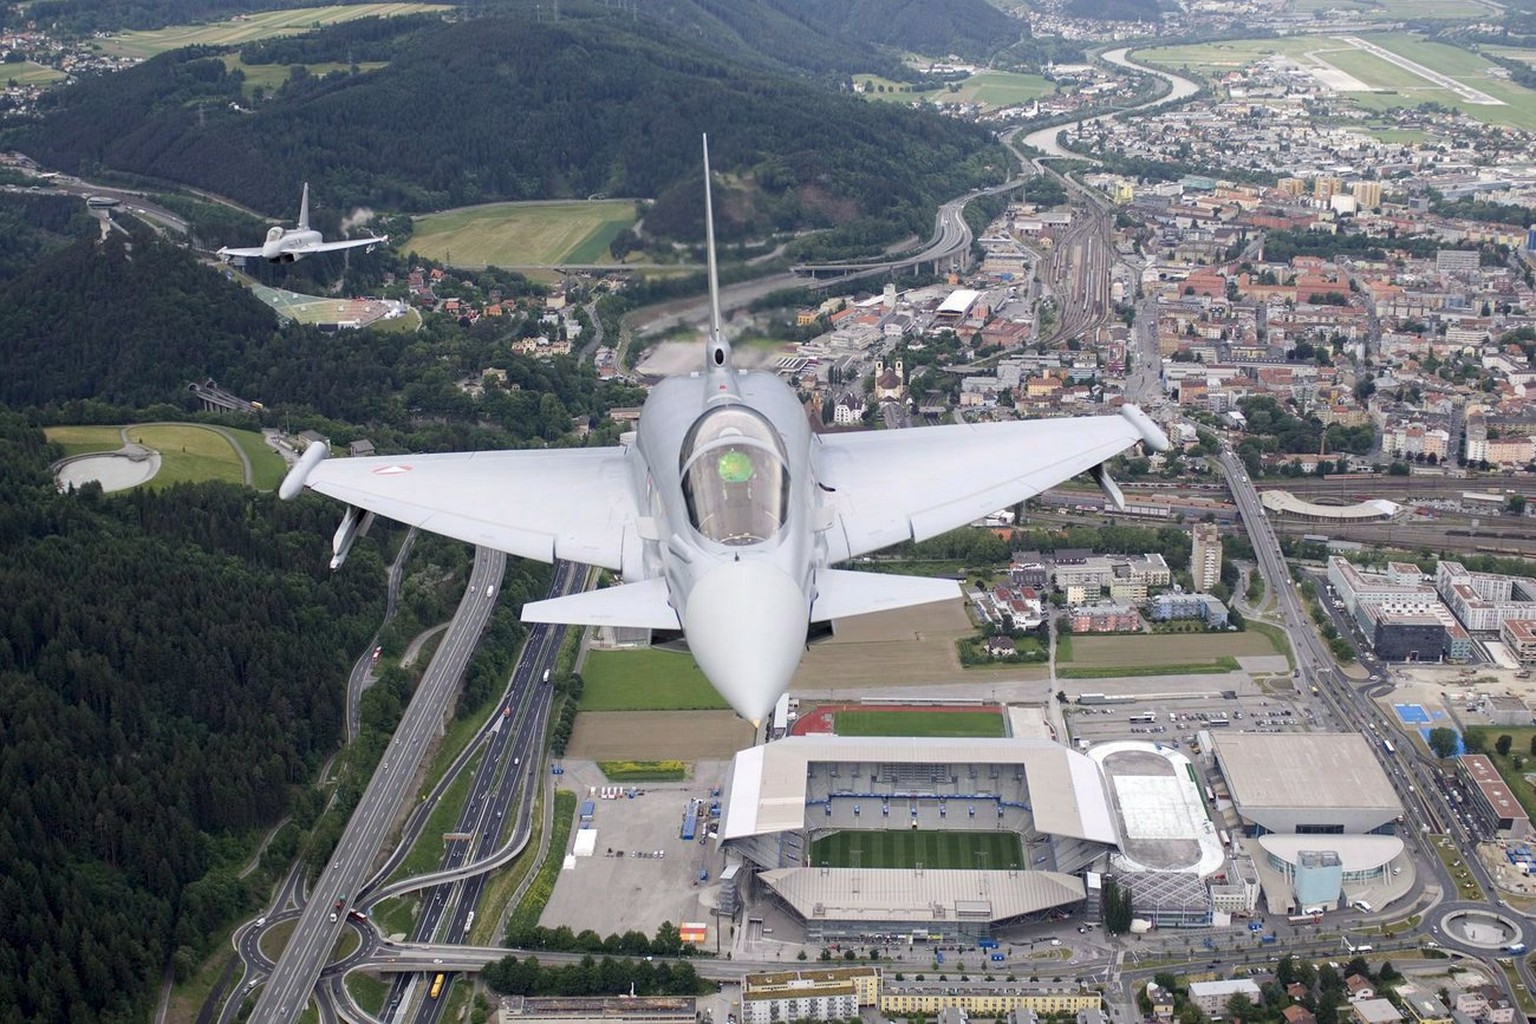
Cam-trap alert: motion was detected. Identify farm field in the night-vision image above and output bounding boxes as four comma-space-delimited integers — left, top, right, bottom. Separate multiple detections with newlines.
1062, 631, 1279, 668
565, 711, 753, 760
3, 61, 67, 85
811, 830, 1024, 870
410, 200, 637, 268
833, 709, 1007, 738
578, 648, 726, 712
97, 4, 453, 59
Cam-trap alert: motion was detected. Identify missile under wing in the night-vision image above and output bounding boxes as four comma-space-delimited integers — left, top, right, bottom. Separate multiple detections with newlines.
280, 136, 1167, 724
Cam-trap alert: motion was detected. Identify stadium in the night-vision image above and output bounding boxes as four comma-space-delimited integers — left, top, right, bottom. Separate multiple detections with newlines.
717, 735, 1121, 942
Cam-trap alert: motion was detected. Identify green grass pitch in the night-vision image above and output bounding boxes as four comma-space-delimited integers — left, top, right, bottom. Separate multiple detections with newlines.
833, 710, 1006, 738
810, 829, 1023, 870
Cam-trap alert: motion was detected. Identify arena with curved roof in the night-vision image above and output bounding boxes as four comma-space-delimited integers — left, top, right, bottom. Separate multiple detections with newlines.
717, 736, 1121, 941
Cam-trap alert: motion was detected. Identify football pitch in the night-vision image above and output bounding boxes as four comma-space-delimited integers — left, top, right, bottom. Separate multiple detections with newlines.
810, 830, 1023, 870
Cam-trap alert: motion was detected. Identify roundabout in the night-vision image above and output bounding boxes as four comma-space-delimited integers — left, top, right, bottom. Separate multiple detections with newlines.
1433, 902, 1526, 953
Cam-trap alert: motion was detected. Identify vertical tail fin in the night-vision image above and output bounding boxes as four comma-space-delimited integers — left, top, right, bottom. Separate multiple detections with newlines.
298, 182, 311, 232
701, 135, 734, 386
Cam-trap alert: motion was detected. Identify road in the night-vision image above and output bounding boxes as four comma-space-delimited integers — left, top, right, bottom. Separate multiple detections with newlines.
247, 548, 507, 1024
1216, 449, 1535, 1004
349, 529, 418, 743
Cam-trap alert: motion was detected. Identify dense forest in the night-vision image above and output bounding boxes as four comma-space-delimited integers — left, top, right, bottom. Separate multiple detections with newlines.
0, 408, 386, 1022
0, 225, 648, 451
8, 8, 1006, 244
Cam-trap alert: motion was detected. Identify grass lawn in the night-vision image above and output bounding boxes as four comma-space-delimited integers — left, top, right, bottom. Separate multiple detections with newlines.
131, 423, 248, 487
259, 919, 297, 961
1432, 835, 1485, 901
578, 649, 727, 711
833, 710, 1007, 738
44, 424, 124, 458
410, 200, 637, 268
370, 896, 415, 940
1060, 658, 1240, 679
855, 70, 1051, 111
810, 830, 1023, 870
221, 55, 389, 98
507, 790, 577, 934
223, 427, 286, 491
2, 61, 68, 85
345, 972, 388, 1016
47, 422, 274, 489
1061, 632, 1273, 667
97, 4, 453, 59
391, 748, 484, 883
1243, 620, 1295, 670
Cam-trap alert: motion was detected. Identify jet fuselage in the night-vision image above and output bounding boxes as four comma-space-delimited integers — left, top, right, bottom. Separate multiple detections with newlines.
627, 367, 823, 718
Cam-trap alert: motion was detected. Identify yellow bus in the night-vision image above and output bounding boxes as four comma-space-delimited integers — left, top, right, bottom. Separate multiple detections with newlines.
430, 973, 445, 1000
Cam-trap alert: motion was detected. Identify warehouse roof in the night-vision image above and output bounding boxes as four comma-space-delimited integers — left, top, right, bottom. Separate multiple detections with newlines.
1212, 733, 1400, 811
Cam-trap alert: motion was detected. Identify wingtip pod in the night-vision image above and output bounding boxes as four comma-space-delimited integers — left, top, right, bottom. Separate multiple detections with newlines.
1120, 404, 1171, 452
279, 440, 329, 500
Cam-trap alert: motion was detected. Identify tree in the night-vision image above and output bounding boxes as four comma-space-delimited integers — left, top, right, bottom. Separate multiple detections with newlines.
1497, 734, 1514, 757
1427, 727, 1460, 759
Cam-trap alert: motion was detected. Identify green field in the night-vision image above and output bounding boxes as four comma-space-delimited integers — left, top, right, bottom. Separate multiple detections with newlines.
97, 4, 454, 60
810, 830, 1023, 870
834, 710, 1007, 738
578, 648, 728, 712
409, 200, 637, 268
221, 54, 388, 97
45, 422, 277, 489
856, 70, 1052, 111
45, 424, 125, 458
3, 61, 68, 85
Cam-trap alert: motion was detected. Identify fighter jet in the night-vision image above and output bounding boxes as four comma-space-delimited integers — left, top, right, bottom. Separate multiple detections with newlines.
216, 183, 387, 263
279, 136, 1168, 725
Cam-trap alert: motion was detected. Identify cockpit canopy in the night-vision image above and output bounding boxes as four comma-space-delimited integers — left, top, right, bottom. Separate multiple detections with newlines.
679, 405, 789, 546
266, 226, 286, 243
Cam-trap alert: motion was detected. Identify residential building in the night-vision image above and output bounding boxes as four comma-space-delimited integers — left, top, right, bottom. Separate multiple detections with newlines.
1353, 1000, 1404, 1024
1188, 979, 1263, 1018
1456, 755, 1533, 840
1191, 522, 1222, 593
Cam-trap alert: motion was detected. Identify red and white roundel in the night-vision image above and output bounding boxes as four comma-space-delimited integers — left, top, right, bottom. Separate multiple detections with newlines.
372, 464, 414, 476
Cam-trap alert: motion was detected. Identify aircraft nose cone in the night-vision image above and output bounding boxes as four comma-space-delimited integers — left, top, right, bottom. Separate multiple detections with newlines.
683, 561, 808, 727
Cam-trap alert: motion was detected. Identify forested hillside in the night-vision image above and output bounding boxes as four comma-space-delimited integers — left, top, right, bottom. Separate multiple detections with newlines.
9, 8, 1005, 242
0, 409, 385, 1022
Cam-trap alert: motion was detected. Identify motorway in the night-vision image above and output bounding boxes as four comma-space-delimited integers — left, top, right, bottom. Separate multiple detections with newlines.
234, 555, 587, 1024
246, 548, 508, 1023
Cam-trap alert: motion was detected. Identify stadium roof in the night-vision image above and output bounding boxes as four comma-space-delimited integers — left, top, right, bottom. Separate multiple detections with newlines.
1260, 490, 1400, 521
758, 867, 1085, 924
1212, 733, 1400, 812
719, 736, 1118, 845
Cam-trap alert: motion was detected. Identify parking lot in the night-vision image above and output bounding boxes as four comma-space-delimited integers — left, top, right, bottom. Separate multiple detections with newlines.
538, 760, 731, 942
1065, 687, 1319, 753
